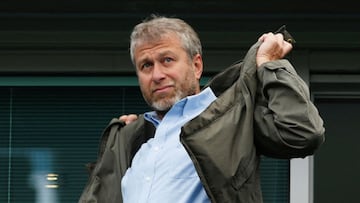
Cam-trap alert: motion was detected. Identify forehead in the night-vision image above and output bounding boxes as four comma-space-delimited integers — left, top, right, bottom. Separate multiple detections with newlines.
134, 34, 184, 59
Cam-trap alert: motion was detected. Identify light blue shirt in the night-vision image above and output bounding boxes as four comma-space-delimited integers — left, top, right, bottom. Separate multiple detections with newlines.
121, 87, 217, 203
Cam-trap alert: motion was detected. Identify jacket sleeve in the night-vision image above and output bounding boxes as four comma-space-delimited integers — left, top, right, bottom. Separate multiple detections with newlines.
78, 118, 126, 203
254, 59, 325, 158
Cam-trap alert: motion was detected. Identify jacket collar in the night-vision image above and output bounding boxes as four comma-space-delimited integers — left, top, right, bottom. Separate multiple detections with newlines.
203, 41, 261, 97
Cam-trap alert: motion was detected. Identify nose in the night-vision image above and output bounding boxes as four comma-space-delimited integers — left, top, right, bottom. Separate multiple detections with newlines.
151, 63, 166, 82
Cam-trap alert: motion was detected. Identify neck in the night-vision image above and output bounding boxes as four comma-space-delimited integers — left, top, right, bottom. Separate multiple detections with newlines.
155, 110, 168, 120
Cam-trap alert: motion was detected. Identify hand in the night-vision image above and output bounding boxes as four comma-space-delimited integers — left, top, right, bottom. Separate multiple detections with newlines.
256, 32, 293, 67
119, 114, 138, 125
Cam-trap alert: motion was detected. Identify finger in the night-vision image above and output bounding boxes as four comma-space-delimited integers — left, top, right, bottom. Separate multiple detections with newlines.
272, 33, 293, 56
274, 33, 284, 41
258, 34, 265, 42
258, 33, 270, 42
282, 41, 293, 55
119, 114, 138, 124
119, 115, 128, 121
126, 114, 138, 124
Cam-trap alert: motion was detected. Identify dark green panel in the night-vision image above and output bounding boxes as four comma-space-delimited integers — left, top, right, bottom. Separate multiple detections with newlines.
260, 156, 289, 203
9, 86, 149, 203
0, 88, 10, 202
0, 0, 356, 14
314, 98, 360, 203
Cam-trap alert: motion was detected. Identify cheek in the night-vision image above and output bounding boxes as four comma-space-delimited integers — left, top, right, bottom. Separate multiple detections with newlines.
138, 79, 148, 91
139, 82, 151, 102
137, 74, 149, 86
138, 77, 151, 94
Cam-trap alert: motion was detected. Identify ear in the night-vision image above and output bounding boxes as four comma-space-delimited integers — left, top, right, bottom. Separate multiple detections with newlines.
192, 54, 203, 80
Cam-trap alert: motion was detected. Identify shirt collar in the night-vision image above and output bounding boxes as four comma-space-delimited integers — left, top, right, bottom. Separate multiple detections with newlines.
144, 87, 216, 127
182, 87, 216, 117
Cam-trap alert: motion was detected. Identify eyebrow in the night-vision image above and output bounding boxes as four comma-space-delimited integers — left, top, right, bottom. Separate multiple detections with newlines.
137, 50, 176, 66
158, 50, 176, 58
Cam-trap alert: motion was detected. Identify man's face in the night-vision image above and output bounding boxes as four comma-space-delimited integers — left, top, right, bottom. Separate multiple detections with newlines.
134, 34, 203, 112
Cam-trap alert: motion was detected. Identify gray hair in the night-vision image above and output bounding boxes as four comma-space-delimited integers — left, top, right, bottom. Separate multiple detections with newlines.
129, 15, 202, 65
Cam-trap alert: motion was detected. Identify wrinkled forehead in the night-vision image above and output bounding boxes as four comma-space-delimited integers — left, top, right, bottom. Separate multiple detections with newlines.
136, 35, 183, 55
134, 32, 182, 51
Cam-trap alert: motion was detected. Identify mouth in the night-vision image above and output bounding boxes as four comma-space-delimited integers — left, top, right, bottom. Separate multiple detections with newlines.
153, 85, 172, 93
153, 85, 173, 94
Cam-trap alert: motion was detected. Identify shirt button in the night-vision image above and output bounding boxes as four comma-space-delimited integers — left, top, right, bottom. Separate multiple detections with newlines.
145, 176, 151, 181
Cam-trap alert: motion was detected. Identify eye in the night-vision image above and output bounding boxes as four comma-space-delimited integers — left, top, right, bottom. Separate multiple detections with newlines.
140, 62, 153, 70
164, 57, 173, 63
143, 62, 152, 68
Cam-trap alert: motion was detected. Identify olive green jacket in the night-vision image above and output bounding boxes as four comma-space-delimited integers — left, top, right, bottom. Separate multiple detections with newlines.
78, 41, 325, 203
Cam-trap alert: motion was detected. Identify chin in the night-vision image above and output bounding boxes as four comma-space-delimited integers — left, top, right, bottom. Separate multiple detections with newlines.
151, 96, 181, 111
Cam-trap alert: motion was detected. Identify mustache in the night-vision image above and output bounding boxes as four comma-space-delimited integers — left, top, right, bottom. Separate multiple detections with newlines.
152, 83, 175, 93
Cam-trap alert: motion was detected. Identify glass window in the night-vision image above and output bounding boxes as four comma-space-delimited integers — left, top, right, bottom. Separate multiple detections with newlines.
0, 82, 288, 203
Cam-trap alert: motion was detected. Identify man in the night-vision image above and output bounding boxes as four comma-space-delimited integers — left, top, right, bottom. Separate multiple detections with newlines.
78, 15, 325, 203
